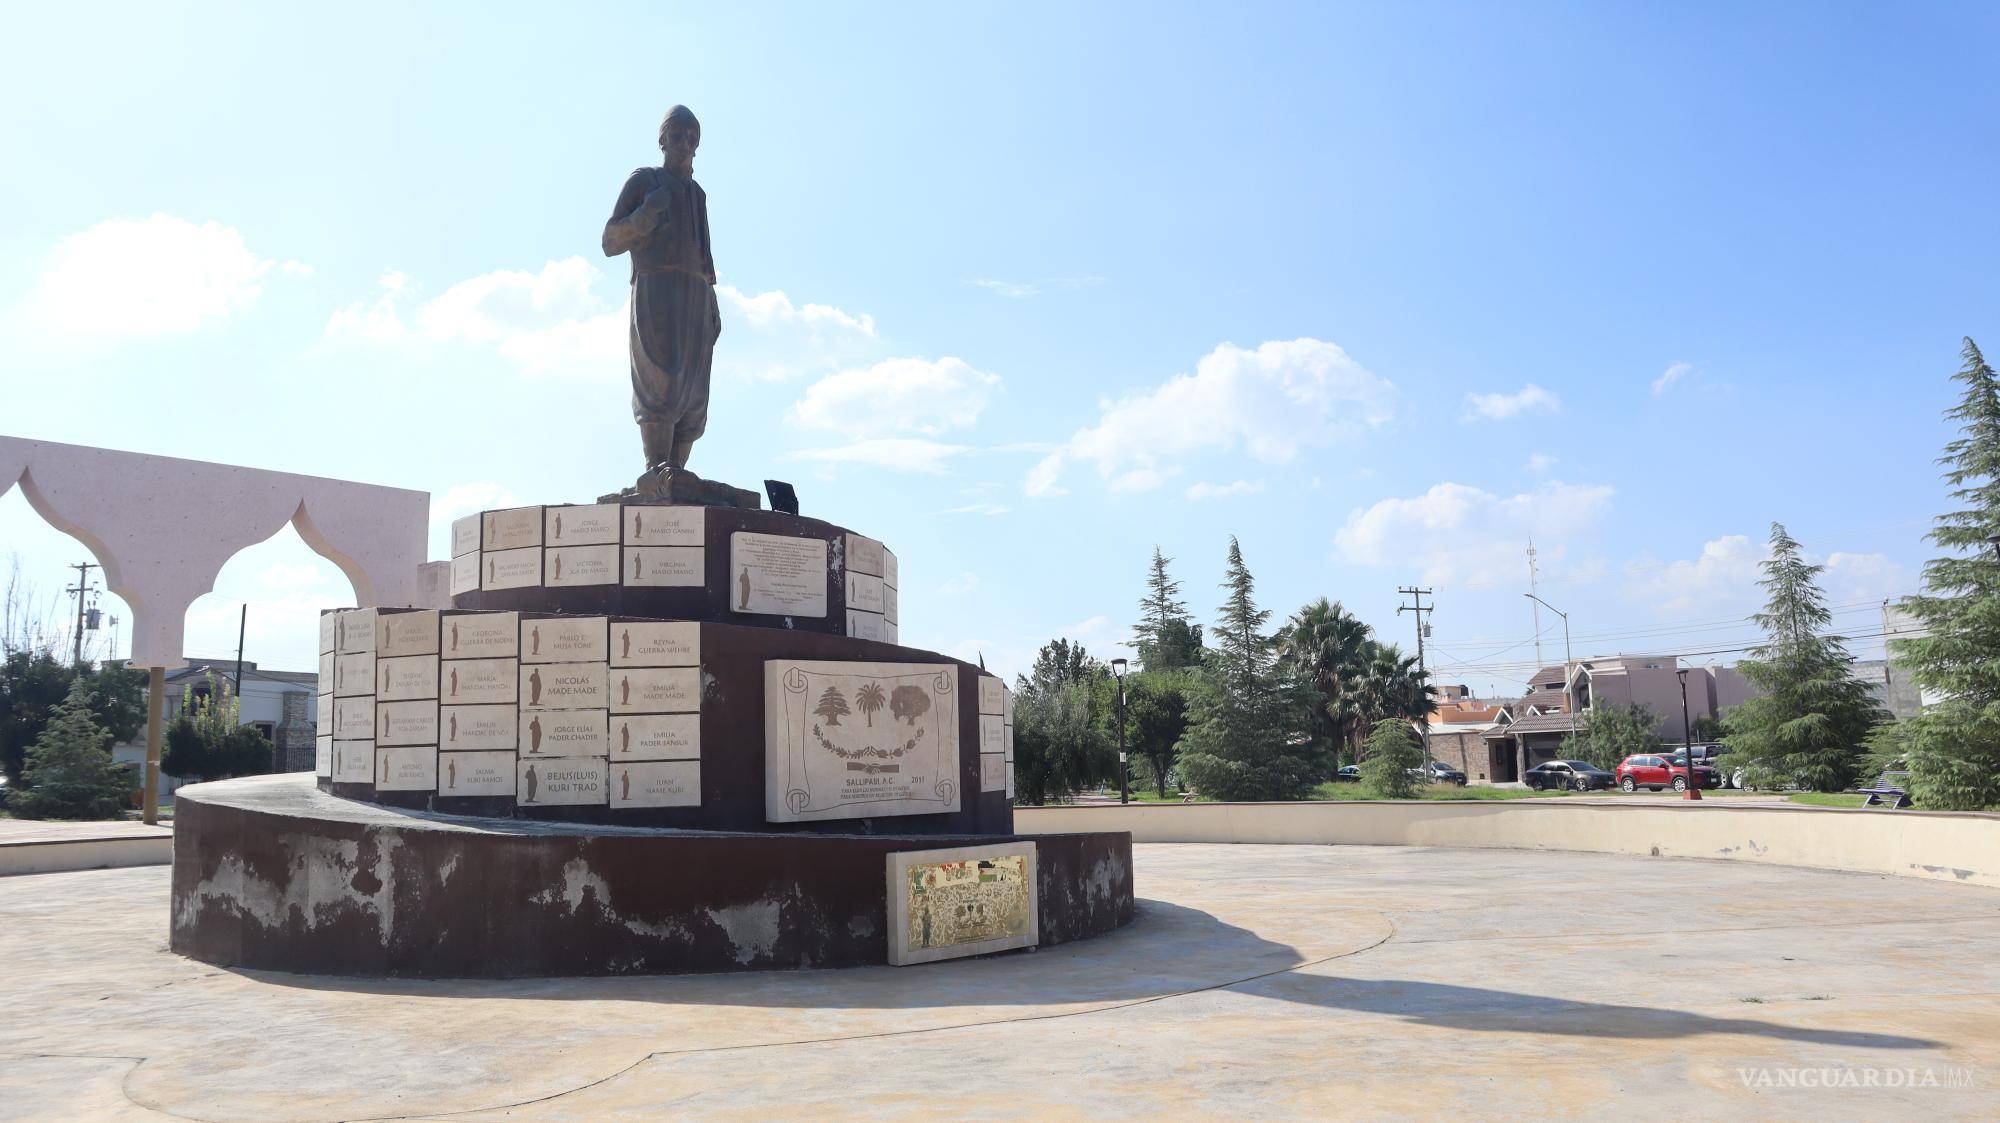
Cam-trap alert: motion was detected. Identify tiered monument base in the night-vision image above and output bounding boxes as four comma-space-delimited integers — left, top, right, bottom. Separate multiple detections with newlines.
170, 774, 1133, 976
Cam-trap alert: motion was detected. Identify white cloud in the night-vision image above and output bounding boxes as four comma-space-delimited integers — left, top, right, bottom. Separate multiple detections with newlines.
1462, 383, 1560, 421
1824, 551, 1911, 605
939, 572, 981, 596
787, 439, 972, 474
787, 356, 1001, 438
21, 214, 303, 342
1628, 536, 1913, 619
1028, 338, 1394, 497
1334, 480, 1614, 587
942, 502, 1010, 516
1525, 452, 1557, 473
1652, 361, 1693, 395
327, 260, 877, 384
1185, 479, 1267, 502
967, 278, 1040, 298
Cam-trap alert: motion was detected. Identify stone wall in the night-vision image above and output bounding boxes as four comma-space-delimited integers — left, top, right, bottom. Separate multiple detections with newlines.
275, 690, 315, 772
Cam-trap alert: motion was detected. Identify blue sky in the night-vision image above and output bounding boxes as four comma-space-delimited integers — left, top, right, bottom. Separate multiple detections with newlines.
2, 1, 1996, 692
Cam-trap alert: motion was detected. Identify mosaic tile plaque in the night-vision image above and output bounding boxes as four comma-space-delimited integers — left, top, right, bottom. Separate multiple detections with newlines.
610, 620, 699, 668
520, 662, 607, 710
441, 657, 516, 705
609, 666, 700, 714
765, 660, 960, 823
886, 842, 1038, 966
517, 757, 607, 806
438, 750, 515, 797
375, 744, 439, 791
610, 712, 700, 761
731, 532, 829, 618
331, 739, 375, 783
522, 617, 608, 664
441, 703, 517, 751
520, 709, 608, 757
484, 547, 542, 591
546, 503, 620, 547
482, 506, 544, 552
609, 760, 701, 808
546, 544, 620, 587
623, 504, 703, 546
378, 699, 440, 746
624, 546, 704, 587
377, 610, 439, 658
443, 612, 519, 659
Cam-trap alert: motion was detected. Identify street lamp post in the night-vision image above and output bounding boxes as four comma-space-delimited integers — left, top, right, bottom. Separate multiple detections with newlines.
1986, 534, 2000, 564
1523, 593, 1576, 774
1677, 667, 1701, 802
1111, 658, 1130, 804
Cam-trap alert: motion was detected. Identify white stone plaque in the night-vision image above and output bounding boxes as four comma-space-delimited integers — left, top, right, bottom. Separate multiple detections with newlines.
764, 660, 961, 823
450, 513, 481, 558
978, 675, 1004, 716
885, 620, 899, 644
439, 750, 514, 797
1004, 722, 1015, 757
332, 739, 375, 783
884, 583, 899, 625
521, 662, 607, 710
317, 650, 334, 695
624, 546, 704, 587
610, 712, 700, 761
610, 760, 701, 808
1003, 685, 1014, 725
980, 752, 1006, 792
979, 713, 1007, 756
483, 505, 544, 552
522, 617, 608, 663
1005, 757, 1015, 800
520, 708, 608, 756
333, 696, 376, 741
846, 610, 886, 642
377, 654, 439, 701
441, 703, 517, 751
335, 608, 376, 654
846, 533, 886, 577
846, 570, 886, 614
316, 691, 333, 729
484, 547, 542, 591
444, 611, 519, 659
449, 552, 481, 595
611, 620, 699, 667
518, 757, 607, 806
319, 611, 338, 655
376, 744, 438, 791
547, 544, 620, 587
377, 610, 439, 658
732, 532, 829, 618
546, 503, 620, 546
609, 666, 701, 714
886, 842, 1037, 967
334, 651, 374, 697
315, 735, 333, 778
378, 699, 440, 746
883, 549, 898, 589
441, 657, 516, 704
624, 504, 703, 546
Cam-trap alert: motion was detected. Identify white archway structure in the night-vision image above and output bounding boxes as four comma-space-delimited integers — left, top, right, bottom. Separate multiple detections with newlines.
1, 435, 444, 669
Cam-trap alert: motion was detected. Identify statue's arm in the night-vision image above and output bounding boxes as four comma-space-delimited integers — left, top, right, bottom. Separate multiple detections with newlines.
601, 171, 666, 257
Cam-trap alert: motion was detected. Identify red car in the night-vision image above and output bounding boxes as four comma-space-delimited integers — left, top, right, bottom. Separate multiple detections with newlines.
1616, 754, 1719, 792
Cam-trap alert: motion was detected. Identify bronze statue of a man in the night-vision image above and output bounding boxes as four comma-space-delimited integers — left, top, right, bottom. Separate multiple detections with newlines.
603, 105, 719, 474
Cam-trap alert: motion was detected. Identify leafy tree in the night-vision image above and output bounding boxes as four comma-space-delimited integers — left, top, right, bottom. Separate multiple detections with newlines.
1359, 718, 1426, 799
854, 683, 886, 727
1722, 523, 1886, 792
1120, 669, 1196, 798
1133, 548, 1204, 671
0, 654, 147, 783
1895, 339, 2000, 809
1558, 702, 1662, 771
1010, 679, 1114, 804
1688, 714, 1726, 743
10, 679, 133, 820
1276, 598, 1373, 769
1175, 538, 1318, 800
161, 674, 272, 782
1027, 638, 1105, 689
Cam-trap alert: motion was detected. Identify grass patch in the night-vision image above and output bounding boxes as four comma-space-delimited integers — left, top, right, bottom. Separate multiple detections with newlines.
1787, 792, 1868, 808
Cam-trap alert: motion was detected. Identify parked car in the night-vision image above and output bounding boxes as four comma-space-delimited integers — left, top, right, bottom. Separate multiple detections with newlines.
1524, 760, 1617, 791
1422, 761, 1468, 786
1334, 765, 1361, 783
1617, 753, 1720, 792
1667, 746, 1735, 788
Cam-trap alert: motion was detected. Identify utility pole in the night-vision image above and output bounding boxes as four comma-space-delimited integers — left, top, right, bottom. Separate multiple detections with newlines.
1397, 587, 1434, 757
1526, 541, 1544, 669
64, 562, 99, 666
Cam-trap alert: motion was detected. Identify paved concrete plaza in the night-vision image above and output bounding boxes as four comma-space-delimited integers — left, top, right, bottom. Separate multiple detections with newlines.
3, 843, 1996, 1120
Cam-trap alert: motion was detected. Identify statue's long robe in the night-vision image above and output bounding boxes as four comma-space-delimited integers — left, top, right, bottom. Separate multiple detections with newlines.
603, 166, 719, 440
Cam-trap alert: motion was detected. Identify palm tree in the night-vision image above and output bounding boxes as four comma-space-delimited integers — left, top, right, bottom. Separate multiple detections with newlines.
1276, 598, 1372, 765
1351, 642, 1436, 759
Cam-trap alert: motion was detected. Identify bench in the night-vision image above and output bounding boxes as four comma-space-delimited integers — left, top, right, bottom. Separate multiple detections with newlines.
1856, 769, 1912, 809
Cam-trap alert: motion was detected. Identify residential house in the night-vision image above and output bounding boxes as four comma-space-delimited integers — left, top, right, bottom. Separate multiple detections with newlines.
1481, 657, 1756, 783
110, 659, 318, 800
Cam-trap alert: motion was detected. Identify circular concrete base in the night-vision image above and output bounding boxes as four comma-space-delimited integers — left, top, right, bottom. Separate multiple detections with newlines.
170, 774, 1132, 977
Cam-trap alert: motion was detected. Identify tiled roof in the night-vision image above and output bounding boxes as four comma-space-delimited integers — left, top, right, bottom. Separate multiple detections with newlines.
1484, 710, 1580, 738
1527, 665, 1569, 688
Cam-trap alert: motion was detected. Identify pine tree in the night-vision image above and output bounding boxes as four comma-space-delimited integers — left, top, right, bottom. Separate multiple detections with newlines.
1359, 718, 1426, 798
1721, 523, 1886, 791
1132, 548, 1203, 670
11, 679, 133, 820
1896, 338, 2000, 809
1175, 537, 1316, 800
